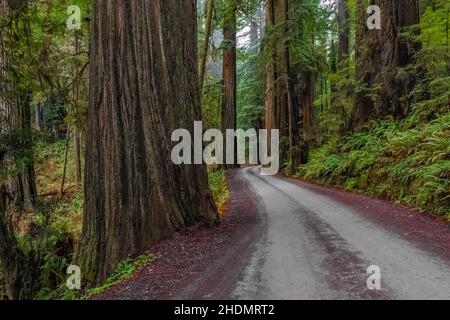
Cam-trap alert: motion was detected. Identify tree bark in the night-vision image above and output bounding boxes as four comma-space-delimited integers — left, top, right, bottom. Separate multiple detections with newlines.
300, 71, 315, 164
222, 0, 238, 168
199, 0, 214, 96
274, 0, 289, 160
0, 2, 41, 299
337, 0, 350, 68
12, 91, 37, 209
73, 128, 82, 186
76, 0, 218, 286
0, 3, 38, 209
0, 187, 40, 300
352, 0, 421, 130
59, 125, 70, 199
34, 104, 44, 132
280, 0, 300, 174
264, 0, 276, 142
249, 4, 261, 55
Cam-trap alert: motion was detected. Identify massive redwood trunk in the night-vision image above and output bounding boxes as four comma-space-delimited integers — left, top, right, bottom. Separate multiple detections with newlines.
221, 0, 238, 168
352, 0, 421, 130
76, 0, 218, 286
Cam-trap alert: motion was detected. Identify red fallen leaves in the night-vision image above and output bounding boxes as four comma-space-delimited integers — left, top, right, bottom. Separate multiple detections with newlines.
94, 169, 256, 300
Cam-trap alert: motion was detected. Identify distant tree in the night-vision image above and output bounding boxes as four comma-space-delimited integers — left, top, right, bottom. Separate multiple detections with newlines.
199, 0, 215, 96
337, 0, 350, 68
263, 0, 277, 142
221, 0, 238, 168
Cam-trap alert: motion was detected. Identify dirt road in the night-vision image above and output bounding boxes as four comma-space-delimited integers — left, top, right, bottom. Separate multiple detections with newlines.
97, 168, 450, 300
227, 168, 450, 299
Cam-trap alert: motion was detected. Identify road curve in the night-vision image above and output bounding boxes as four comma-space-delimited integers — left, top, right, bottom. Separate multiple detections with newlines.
97, 167, 450, 300
200, 167, 450, 300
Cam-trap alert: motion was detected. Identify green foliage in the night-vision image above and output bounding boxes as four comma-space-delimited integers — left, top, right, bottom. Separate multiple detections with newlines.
4, 140, 85, 300
237, 54, 264, 130
201, 74, 223, 130
33, 195, 83, 296
42, 99, 65, 129
34, 253, 157, 300
297, 106, 450, 216
261, 0, 330, 79
84, 254, 157, 299
50, 192, 84, 242
12, 208, 78, 300
300, 0, 450, 217
34, 139, 81, 194
208, 169, 230, 213
34, 139, 67, 162
419, 1, 450, 49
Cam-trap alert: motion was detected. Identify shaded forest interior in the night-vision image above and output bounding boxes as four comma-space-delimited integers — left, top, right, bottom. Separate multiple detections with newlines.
0, 0, 449, 299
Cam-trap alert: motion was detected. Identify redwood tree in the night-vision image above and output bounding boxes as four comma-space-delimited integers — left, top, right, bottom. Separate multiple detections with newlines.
76, 0, 218, 286
0, 187, 40, 299
352, 0, 421, 129
222, 0, 238, 168
199, 0, 214, 96
337, 0, 350, 67
264, 0, 276, 140
280, 0, 300, 173
0, 1, 38, 209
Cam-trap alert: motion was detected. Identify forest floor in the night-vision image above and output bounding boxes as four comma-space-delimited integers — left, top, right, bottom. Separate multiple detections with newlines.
94, 167, 450, 300
93, 169, 259, 299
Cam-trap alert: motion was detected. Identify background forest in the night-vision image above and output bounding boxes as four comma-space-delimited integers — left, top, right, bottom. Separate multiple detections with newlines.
0, 0, 449, 300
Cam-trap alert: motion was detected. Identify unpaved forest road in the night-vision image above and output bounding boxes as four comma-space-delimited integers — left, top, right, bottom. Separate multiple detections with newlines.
97, 167, 450, 300
178, 167, 450, 300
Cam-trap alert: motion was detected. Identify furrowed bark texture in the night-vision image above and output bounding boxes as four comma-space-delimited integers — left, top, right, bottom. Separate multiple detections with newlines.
275, 0, 289, 142
299, 71, 315, 164
0, 189, 40, 299
280, 0, 300, 173
1, 3, 38, 209
222, 0, 238, 168
76, 0, 218, 286
199, 0, 214, 96
264, 0, 276, 138
337, 0, 350, 67
14, 91, 37, 208
352, 0, 421, 130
